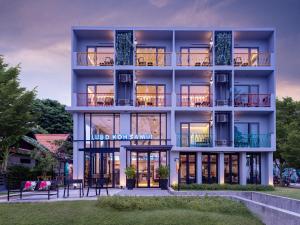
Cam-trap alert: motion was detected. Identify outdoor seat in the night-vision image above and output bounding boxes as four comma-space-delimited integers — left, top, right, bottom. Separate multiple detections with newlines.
234, 57, 242, 66
194, 62, 201, 66
104, 57, 113, 66
63, 179, 84, 198
86, 178, 109, 197
202, 57, 210, 66
138, 57, 146, 66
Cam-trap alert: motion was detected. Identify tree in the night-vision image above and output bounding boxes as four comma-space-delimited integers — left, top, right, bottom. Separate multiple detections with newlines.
276, 97, 300, 182
0, 56, 36, 173
31, 148, 57, 178
32, 99, 72, 134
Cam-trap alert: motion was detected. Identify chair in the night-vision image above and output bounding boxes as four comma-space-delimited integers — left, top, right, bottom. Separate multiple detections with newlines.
194, 62, 201, 66
138, 57, 146, 66
104, 57, 113, 66
202, 57, 210, 66
86, 178, 109, 197
234, 57, 242, 66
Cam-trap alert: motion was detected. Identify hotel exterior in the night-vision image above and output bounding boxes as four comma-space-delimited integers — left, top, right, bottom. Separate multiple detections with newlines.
67, 27, 276, 188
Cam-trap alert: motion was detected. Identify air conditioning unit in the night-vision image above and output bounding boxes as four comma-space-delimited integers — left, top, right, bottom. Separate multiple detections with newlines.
216, 74, 228, 83
216, 100, 228, 106
119, 74, 132, 83
216, 114, 228, 123
217, 139, 229, 146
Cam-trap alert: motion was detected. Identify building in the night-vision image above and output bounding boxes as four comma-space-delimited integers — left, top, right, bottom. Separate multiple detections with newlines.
67, 27, 276, 188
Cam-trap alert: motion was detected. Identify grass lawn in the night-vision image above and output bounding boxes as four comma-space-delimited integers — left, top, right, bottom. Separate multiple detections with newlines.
0, 197, 263, 225
265, 187, 300, 200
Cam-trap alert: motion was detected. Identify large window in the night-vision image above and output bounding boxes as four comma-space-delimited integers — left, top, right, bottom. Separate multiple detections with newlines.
224, 153, 239, 184
180, 153, 196, 184
84, 113, 120, 148
180, 85, 210, 107
234, 85, 259, 107
234, 47, 259, 66
202, 153, 218, 184
246, 153, 261, 184
136, 84, 166, 106
234, 122, 259, 147
87, 46, 114, 66
136, 47, 165, 66
131, 113, 167, 145
87, 84, 114, 106
180, 122, 210, 147
180, 47, 210, 66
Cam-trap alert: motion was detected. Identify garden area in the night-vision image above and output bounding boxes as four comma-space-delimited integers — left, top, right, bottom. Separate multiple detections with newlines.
0, 196, 263, 225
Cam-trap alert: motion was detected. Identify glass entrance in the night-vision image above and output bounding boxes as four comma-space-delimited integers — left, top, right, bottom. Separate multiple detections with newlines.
179, 152, 196, 184
129, 150, 167, 188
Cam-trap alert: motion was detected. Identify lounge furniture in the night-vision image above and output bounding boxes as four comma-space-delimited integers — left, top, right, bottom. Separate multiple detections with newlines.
138, 57, 146, 66
63, 179, 84, 198
194, 62, 201, 66
7, 180, 59, 201
147, 62, 153, 66
234, 57, 242, 66
104, 97, 114, 106
202, 57, 210, 66
104, 57, 114, 66
86, 178, 109, 197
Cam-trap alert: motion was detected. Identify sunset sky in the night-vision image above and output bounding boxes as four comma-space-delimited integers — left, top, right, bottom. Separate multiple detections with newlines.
0, 0, 299, 105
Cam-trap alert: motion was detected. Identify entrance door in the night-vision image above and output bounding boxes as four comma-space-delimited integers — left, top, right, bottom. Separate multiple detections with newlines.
179, 153, 196, 184
130, 151, 167, 188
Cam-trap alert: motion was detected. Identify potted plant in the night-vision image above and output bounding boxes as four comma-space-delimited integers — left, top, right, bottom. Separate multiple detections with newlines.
125, 166, 136, 190
158, 165, 169, 190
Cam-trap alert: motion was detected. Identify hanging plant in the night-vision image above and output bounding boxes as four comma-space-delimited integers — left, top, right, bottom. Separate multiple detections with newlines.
116, 31, 133, 65
215, 31, 232, 65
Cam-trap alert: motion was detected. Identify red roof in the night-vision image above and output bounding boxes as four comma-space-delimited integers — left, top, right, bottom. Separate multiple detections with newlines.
35, 134, 70, 153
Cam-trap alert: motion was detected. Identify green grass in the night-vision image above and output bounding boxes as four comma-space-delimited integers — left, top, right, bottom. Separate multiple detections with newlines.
0, 197, 263, 225
172, 183, 275, 191
265, 187, 300, 200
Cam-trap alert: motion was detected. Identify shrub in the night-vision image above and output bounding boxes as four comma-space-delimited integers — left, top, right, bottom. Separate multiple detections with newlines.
157, 165, 169, 179
125, 166, 136, 179
96, 196, 249, 215
171, 183, 275, 191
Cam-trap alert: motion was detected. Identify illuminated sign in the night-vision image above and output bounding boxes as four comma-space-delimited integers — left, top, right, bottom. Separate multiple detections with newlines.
91, 134, 153, 141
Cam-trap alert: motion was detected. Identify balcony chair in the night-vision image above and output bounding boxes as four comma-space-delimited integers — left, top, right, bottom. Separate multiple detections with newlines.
234, 57, 242, 66
194, 62, 201, 66
138, 57, 146, 66
104, 57, 114, 66
147, 61, 153, 66
104, 97, 113, 106
202, 57, 210, 66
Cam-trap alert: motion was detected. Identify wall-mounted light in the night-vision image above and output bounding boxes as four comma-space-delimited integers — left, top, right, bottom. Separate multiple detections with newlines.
134, 40, 138, 46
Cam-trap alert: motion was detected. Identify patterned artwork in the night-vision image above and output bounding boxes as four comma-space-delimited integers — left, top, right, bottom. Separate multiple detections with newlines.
115, 30, 133, 65
214, 31, 232, 65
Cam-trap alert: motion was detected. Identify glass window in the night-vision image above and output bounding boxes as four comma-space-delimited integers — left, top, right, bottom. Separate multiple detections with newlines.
136, 47, 165, 66
136, 85, 165, 107
234, 47, 259, 66
180, 47, 210, 66
180, 153, 196, 184
180, 122, 210, 147
202, 153, 218, 184
246, 153, 261, 184
234, 122, 259, 147
180, 85, 210, 107
131, 113, 167, 145
87, 46, 114, 66
87, 85, 114, 106
224, 154, 239, 184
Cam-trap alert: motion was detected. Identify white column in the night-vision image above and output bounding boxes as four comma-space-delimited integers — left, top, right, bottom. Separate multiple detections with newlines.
170, 151, 179, 186
261, 152, 273, 185
218, 152, 224, 184
72, 113, 79, 179
239, 152, 247, 185
119, 146, 127, 187
197, 152, 202, 184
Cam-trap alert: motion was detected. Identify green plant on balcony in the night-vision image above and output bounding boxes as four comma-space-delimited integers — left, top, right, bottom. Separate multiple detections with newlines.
215, 31, 232, 65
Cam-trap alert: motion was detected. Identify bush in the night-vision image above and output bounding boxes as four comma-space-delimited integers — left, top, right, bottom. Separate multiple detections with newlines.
158, 165, 169, 179
125, 166, 135, 179
171, 183, 275, 191
96, 196, 249, 215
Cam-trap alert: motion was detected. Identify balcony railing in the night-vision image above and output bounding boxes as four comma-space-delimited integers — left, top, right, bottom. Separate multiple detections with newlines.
77, 93, 114, 106
135, 52, 172, 66
136, 93, 171, 107
234, 133, 271, 147
234, 94, 271, 107
177, 94, 211, 107
234, 52, 271, 67
177, 133, 212, 147
176, 53, 211, 66
76, 52, 114, 66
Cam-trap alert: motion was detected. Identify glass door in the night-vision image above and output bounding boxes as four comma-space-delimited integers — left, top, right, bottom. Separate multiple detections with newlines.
149, 151, 160, 187
137, 152, 148, 187
180, 153, 196, 184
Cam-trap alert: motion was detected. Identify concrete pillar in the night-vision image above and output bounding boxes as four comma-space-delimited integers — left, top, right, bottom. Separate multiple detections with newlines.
72, 113, 79, 179
218, 152, 224, 184
119, 146, 127, 187
196, 152, 202, 184
171, 110, 176, 146
261, 152, 274, 185
170, 151, 179, 186
239, 152, 247, 185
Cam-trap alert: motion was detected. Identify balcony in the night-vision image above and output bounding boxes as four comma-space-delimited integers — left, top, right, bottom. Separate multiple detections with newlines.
136, 93, 171, 107
234, 94, 271, 107
76, 93, 114, 106
234, 52, 271, 67
177, 133, 212, 147
135, 52, 172, 66
177, 93, 211, 107
176, 52, 211, 67
76, 52, 114, 66
234, 133, 271, 148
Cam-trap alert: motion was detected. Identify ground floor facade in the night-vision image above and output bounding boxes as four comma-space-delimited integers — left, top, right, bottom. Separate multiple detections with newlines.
72, 112, 274, 188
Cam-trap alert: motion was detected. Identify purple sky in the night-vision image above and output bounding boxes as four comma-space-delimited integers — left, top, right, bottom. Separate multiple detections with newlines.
0, 0, 299, 105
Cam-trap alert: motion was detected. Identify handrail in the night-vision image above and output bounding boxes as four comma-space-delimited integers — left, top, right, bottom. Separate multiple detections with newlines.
176, 52, 211, 66
136, 93, 171, 107
177, 93, 211, 107
77, 93, 114, 106
135, 52, 172, 66
76, 52, 114, 66
234, 133, 271, 147
234, 93, 271, 107
177, 133, 212, 147
234, 52, 271, 66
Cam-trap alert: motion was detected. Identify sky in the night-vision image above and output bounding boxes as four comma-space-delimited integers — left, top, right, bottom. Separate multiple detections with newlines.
0, 0, 299, 105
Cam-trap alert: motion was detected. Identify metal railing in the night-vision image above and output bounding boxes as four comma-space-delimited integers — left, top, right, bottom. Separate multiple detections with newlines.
234, 52, 271, 67
176, 53, 211, 66
177, 133, 212, 147
135, 52, 172, 66
234, 133, 271, 147
77, 93, 114, 106
177, 93, 211, 107
234, 94, 271, 107
76, 52, 114, 66
136, 93, 171, 107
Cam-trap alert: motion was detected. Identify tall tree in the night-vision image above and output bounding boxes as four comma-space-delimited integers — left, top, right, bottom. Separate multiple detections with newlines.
0, 56, 36, 172
32, 99, 72, 134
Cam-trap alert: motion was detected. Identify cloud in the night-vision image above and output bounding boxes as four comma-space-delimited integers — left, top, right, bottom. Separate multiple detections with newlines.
149, 0, 170, 8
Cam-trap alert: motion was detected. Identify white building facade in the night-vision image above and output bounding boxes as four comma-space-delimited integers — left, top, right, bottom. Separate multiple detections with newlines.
67, 27, 276, 188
